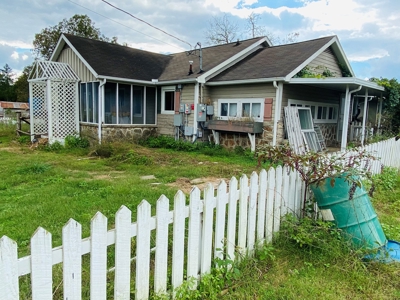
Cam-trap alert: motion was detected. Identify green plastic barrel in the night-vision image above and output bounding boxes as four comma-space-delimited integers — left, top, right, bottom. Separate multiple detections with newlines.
311, 174, 387, 249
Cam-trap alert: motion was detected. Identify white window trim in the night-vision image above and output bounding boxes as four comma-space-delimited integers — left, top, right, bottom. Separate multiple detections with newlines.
217, 98, 264, 122
161, 86, 175, 115
288, 99, 338, 124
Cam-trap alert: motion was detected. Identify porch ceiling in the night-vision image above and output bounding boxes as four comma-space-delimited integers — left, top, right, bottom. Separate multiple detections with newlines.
288, 78, 385, 97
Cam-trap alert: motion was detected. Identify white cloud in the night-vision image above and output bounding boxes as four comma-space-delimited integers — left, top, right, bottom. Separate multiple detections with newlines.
22, 54, 29, 60
11, 51, 19, 60
0, 40, 32, 49
348, 50, 390, 62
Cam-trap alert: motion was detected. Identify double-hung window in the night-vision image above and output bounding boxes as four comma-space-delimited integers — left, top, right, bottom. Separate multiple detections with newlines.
218, 99, 264, 122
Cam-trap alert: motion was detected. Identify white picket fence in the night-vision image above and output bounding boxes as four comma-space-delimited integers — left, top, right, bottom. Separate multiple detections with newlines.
1, 137, 399, 299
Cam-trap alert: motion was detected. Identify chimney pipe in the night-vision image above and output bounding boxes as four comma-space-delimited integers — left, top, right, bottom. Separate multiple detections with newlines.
188, 60, 193, 75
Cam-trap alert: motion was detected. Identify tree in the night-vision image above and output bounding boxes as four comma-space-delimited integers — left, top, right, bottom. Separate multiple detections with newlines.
0, 64, 16, 102
33, 14, 112, 60
246, 12, 266, 38
205, 14, 239, 45
370, 77, 400, 133
205, 13, 299, 46
14, 64, 33, 102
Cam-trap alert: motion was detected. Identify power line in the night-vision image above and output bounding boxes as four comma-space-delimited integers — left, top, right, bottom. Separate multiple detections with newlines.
101, 0, 192, 49
66, 0, 186, 51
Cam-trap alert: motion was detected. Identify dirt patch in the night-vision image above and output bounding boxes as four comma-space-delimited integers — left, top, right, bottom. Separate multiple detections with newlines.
88, 171, 125, 181
167, 176, 229, 194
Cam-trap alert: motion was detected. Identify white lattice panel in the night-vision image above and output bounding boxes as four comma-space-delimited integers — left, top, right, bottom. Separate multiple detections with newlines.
50, 81, 78, 140
31, 82, 48, 135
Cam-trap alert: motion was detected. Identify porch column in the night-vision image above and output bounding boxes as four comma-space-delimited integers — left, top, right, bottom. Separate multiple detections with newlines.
272, 81, 283, 146
341, 85, 362, 151
340, 86, 350, 151
377, 93, 383, 135
361, 89, 369, 146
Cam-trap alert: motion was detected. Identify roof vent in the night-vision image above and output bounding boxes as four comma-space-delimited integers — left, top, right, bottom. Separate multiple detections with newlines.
188, 61, 193, 76
235, 39, 241, 46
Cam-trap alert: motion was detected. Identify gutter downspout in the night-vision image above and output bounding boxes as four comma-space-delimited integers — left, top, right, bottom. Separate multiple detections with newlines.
272, 81, 282, 146
360, 89, 369, 146
341, 85, 362, 151
192, 82, 199, 142
98, 79, 106, 144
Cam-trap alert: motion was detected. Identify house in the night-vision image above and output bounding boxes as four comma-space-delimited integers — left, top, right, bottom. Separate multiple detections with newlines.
29, 33, 384, 150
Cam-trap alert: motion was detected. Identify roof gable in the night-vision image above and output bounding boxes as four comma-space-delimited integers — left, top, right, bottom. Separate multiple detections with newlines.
209, 36, 355, 83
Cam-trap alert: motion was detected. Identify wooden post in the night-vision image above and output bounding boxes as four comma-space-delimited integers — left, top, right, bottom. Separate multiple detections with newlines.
16, 112, 21, 136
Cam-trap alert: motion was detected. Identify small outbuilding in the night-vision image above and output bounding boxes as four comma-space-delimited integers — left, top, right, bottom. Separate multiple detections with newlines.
28, 60, 80, 144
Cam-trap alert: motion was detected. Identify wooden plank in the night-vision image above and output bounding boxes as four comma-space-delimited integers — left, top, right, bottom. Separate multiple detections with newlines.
214, 181, 227, 260
90, 212, 108, 300
256, 169, 267, 244
154, 195, 169, 295
201, 183, 214, 275
187, 187, 202, 287
63, 219, 82, 300
281, 166, 290, 217
114, 206, 132, 300
0, 236, 19, 300
31, 227, 52, 300
247, 172, 258, 255
265, 168, 275, 242
238, 175, 249, 256
226, 177, 239, 261
288, 170, 297, 216
274, 166, 283, 233
136, 201, 152, 300
171, 191, 186, 289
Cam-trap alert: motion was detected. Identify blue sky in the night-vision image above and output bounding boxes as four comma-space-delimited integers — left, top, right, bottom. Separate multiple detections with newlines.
0, 0, 399, 81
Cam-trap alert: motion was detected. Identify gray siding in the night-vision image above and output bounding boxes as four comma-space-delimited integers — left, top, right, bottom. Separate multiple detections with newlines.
157, 84, 196, 136
57, 48, 96, 82
307, 47, 342, 78
208, 83, 276, 117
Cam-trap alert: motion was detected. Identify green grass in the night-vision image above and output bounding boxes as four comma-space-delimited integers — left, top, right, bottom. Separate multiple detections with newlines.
1, 128, 399, 299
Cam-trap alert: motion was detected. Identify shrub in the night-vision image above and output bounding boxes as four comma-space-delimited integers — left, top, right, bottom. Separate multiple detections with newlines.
65, 135, 90, 149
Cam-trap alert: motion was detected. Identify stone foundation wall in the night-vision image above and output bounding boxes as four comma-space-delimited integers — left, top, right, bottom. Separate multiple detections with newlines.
317, 123, 337, 147
80, 124, 157, 144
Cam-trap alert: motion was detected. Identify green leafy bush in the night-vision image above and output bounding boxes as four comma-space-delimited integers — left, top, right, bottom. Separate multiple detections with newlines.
372, 167, 398, 192
65, 135, 90, 149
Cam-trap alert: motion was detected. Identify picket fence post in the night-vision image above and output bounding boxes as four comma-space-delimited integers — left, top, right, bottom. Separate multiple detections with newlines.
0, 236, 19, 300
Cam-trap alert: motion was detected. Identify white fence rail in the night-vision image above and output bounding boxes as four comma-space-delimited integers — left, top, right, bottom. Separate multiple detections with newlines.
1, 138, 400, 299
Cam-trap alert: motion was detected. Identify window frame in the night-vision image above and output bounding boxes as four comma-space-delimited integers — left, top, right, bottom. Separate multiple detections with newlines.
217, 98, 264, 122
161, 86, 176, 115
288, 99, 338, 124
80, 81, 99, 124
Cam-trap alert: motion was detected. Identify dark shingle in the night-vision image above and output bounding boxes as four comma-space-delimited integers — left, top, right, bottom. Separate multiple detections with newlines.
64, 34, 172, 81
209, 36, 334, 82
158, 38, 265, 81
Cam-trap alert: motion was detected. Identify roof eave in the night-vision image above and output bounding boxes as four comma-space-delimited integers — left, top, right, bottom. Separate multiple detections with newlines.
288, 77, 385, 91
205, 77, 285, 86
98, 75, 197, 86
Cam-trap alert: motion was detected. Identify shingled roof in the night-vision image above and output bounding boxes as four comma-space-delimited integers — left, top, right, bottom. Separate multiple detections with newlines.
61, 34, 267, 82
158, 37, 266, 81
59, 34, 335, 83
209, 36, 335, 82
63, 34, 172, 81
